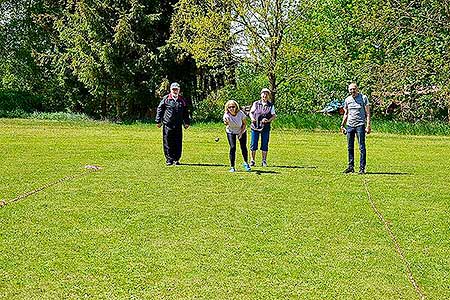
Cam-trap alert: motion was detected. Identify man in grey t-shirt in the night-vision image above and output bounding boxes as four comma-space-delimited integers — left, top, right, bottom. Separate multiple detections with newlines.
340, 83, 371, 174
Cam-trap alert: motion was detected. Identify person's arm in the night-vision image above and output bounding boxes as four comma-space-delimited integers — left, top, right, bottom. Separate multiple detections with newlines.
249, 102, 257, 122
340, 107, 348, 133
155, 98, 166, 128
240, 116, 247, 136
223, 113, 230, 125
241, 117, 247, 130
267, 106, 277, 122
365, 105, 371, 134
262, 105, 276, 123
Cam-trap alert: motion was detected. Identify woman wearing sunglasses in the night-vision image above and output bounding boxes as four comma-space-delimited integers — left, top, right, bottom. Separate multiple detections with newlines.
223, 100, 251, 172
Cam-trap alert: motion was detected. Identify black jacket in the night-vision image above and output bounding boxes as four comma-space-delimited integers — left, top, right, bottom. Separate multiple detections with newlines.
155, 94, 190, 128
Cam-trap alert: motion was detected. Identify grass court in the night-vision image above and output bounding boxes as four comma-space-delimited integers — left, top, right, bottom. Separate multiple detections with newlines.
1, 118, 449, 299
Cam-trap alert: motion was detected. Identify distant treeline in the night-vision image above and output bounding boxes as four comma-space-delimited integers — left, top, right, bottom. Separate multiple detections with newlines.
1, 0, 449, 123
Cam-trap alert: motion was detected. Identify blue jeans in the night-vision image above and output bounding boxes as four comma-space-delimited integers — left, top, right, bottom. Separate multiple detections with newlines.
250, 126, 270, 151
346, 125, 366, 170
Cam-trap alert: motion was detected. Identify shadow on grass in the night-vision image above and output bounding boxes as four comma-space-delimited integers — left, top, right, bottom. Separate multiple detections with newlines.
179, 163, 280, 175
365, 172, 410, 175
254, 170, 280, 175
181, 163, 228, 167
272, 165, 317, 169
180, 163, 310, 174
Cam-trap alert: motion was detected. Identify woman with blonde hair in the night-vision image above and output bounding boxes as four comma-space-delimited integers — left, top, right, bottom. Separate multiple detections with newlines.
223, 100, 251, 172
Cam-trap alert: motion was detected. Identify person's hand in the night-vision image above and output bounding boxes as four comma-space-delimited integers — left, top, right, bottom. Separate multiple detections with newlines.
340, 126, 346, 134
224, 117, 230, 125
262, 118, 269, 124
251, 118, 256, 123
365, 126, 371, 134
184, 124, 190, 129
156, 123, 162, 128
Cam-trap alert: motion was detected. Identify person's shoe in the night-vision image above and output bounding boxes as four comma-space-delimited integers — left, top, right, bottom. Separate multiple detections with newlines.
343, 167, 354, 173
173, 161, 181, 165
261, 160, 267, 167
358, 168, 366, 175
250, 160, 256, 167
229, 167, 236, 172
243, 163, 251, 172
166, 161, 173, 166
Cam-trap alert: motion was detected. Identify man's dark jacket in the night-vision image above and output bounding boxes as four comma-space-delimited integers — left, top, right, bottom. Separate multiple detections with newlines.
155, 94, 190, 128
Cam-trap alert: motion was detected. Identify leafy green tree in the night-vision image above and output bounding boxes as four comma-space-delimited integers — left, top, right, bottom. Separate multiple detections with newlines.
284, 0, 450, 121
52, 0, 173, 119
172, 0, 301, 101
0, 0, 68, 112
362, 0, 450, 122
1, 0, 195, 120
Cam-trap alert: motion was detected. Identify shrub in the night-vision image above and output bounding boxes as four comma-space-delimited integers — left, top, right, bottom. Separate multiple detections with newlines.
0, 90, 43, 112
192, 89, 226, 122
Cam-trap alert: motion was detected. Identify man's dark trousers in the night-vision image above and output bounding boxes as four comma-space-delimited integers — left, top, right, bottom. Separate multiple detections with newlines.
347, 125, 366, 170
163, 125, 183, 163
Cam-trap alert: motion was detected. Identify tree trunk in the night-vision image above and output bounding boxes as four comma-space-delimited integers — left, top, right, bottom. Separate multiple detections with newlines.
268, 72, 276, 103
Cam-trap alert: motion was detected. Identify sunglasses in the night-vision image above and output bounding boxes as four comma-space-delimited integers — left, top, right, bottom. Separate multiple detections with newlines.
228, 106, 236, 108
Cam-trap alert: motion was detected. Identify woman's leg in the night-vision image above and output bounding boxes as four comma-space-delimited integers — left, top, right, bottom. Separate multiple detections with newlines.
262, 151, 268, 162
250, 130, 259, 164
226, 133, 237, 167
238, 132, 249, 163
260, 127, 270, 165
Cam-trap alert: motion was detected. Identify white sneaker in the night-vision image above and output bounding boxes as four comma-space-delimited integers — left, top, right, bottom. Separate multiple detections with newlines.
262, 160, 267, 167
229, 167, 236, 172
250, 160, 255, 167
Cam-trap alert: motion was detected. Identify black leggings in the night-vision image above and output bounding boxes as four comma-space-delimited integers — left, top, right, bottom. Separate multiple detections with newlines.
227, 132, 249, 167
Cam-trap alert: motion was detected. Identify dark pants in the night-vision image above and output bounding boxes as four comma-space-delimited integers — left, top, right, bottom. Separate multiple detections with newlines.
163, 125, 183, 163
347, 125, 366, 170
227, 132, 249, 167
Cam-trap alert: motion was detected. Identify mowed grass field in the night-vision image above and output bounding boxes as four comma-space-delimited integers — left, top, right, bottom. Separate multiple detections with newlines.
0, 118, 449, 300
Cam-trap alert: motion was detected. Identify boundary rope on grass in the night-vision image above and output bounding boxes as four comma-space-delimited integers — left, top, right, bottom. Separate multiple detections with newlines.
0, 165, 102, 208
363, 178, 425, 300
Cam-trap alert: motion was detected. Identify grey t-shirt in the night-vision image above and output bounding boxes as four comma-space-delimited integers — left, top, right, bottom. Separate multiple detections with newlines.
223, 110, 247, 134
344, 93, 369, 127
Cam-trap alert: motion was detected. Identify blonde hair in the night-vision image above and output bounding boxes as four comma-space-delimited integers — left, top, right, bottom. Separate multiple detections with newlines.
224, 100, 240, 114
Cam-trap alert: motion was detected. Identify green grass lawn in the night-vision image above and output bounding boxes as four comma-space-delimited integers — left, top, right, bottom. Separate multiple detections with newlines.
0, 118, 449, 299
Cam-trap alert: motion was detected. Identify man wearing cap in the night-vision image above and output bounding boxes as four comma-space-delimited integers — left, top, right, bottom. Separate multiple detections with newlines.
249, 88, 277, 167
340, 82, 371, 174
156, 82, 191, 165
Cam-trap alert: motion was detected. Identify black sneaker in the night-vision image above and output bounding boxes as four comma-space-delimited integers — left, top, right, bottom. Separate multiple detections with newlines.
343, 167, 354, 173
358, 169, 366, 175
173, 161, 181, 165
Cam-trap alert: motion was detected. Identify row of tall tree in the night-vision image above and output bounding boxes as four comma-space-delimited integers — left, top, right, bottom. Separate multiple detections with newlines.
172, 0, 450, 122
0, 0, 198, 119
1, 0, 449, 122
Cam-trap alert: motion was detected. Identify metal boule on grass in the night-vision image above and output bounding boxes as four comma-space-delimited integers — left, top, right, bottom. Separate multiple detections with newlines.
85, 165, 102, 170
215, 137, 220, 142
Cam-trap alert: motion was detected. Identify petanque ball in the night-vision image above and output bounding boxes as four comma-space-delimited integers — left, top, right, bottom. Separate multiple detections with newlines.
215, 137, 220, 142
